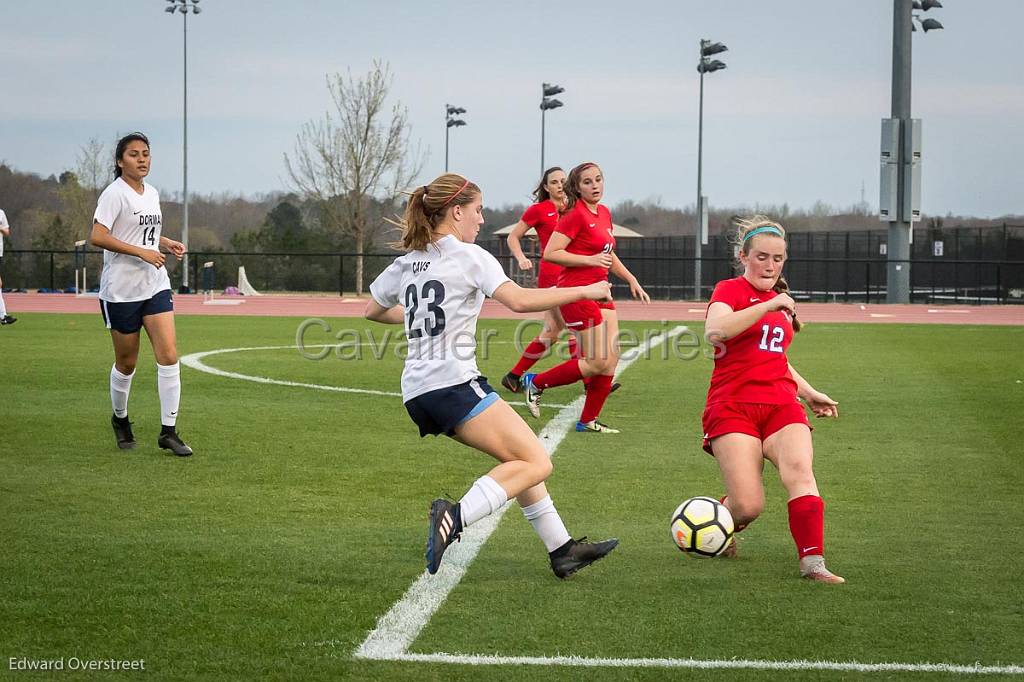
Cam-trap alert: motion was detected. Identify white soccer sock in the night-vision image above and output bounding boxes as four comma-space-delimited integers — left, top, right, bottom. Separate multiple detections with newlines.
521, 495, 572, 552
0, 290, 7, 317
110, 365, 134, 418
458, 475, 508, 527
157, 362, 181, 427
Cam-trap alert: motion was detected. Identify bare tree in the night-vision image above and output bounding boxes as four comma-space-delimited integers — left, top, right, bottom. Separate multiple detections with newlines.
285, 60, 423, 294
57, 138, 111, 243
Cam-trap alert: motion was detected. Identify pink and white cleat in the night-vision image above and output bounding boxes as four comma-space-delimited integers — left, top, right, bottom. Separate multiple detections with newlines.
800, 555, 845, 584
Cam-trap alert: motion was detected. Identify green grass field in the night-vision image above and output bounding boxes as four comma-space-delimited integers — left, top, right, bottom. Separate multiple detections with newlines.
2, 313, 1023, 681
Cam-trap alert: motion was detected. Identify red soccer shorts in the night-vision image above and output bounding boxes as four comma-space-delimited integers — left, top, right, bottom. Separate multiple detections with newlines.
559, 298, 615, 331
537, 261, 564, 288
701, 401, 811, 455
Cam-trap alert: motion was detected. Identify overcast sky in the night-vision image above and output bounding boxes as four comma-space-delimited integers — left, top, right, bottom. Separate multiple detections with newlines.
3, 1, 1022, 217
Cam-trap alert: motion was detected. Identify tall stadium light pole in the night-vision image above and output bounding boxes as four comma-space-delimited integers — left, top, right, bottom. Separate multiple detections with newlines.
695, 40, 727, 300
886, 0, 943, 303
540, 83, 564, 176
445, 104, 466, 173
165, 0, 201, 293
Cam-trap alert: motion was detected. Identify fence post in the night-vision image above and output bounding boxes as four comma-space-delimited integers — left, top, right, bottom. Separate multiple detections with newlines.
844, 260, 849, 303
954, 261, 959, 303
50, 251, 55, 290
996, 264, 1001, 304
865, 261, 870, 304
338, 254, 344, 297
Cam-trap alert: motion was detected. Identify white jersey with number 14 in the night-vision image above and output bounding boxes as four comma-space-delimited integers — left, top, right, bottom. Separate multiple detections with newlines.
95, 177, 170, 302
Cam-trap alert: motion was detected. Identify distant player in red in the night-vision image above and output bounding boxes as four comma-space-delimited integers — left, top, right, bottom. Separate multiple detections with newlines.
522, 162, 649, 433
703, 216, 844, 584
501, 167, 574, 392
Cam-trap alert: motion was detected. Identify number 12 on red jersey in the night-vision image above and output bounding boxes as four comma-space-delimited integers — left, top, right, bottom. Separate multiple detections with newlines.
758, 324, 784, 353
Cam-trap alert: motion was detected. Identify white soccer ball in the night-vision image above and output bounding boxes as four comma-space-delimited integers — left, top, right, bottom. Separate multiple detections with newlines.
670, 496, 735, 557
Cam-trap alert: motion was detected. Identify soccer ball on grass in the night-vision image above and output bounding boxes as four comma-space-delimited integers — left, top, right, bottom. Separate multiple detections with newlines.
670, 496, 734, 557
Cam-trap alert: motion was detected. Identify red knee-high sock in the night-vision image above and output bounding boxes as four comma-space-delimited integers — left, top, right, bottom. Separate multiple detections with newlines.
533, 359, 584, 390
566, 337, 592, 389
788, 494, 825, 559
511, 337, 551, 375
580, 374, 614, 423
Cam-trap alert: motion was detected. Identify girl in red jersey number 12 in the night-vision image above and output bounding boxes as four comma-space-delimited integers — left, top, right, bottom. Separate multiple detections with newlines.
702, 216, 843, 584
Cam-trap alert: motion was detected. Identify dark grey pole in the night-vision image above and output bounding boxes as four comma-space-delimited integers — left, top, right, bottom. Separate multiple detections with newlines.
182, 9, 190, 291
445, 107, 449, 173
695, 49, 705, 300
888, 0, 913, 303
541, 107, 546, 178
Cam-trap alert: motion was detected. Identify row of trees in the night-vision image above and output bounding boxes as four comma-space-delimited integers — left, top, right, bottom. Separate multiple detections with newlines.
3, 59, 1018, 294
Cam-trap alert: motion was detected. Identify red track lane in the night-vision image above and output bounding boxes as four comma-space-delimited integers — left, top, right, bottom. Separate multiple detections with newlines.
5, 292, 1022, 325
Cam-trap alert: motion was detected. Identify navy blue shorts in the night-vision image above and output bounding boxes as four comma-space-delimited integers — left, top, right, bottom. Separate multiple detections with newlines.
404, 376, 500, 438
100, 289, 174, 334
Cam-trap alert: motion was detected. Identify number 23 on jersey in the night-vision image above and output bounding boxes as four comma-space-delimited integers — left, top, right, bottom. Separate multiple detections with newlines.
404, 280, 446, 338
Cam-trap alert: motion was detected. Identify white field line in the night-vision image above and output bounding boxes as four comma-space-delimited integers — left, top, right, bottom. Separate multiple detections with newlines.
927, 309, 972, 314
178, 344, 571, 408
354, 326, 689, 662
388, 652, 1024, 675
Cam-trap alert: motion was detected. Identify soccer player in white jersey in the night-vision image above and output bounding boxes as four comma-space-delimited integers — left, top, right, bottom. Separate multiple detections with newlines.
366, 173, 619, 578
89, 133, 192, 456
0, 208, 15, 325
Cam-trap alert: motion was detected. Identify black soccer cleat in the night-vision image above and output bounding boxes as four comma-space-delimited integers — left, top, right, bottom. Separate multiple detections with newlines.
158, 430, 193, 457
500, 372, 522, 393
111, 414, 136, 450
610, 381, 622, 394
0, 315, 17, 325
426, 499, 463, 574
549, 536, 619, 579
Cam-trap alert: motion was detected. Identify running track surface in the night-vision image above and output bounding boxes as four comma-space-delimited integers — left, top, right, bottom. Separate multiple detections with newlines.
6, 293, 1023, 325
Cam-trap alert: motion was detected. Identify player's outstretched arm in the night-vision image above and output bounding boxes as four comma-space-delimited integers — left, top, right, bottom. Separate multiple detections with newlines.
364, 299, 405, 325
491, 280, 610, 313
788, 363, 839, 418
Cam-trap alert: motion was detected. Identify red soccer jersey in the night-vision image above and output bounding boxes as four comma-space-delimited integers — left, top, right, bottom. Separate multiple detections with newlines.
520, 199, 561, 252
553, 201, 616, 286
705, 276, 798, 405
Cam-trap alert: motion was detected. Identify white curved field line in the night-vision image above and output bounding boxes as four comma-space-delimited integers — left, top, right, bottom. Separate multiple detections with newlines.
179, 344, 572, 407
351, 324, 1023, 676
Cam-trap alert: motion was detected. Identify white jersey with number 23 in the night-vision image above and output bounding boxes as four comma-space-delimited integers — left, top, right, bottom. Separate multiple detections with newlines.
370, 235, 511, 402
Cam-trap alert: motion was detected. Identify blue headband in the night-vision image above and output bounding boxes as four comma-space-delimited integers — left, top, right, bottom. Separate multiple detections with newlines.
742, 225, 784, 242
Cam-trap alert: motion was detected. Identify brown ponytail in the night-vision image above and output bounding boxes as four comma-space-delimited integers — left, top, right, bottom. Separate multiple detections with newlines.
772, 274, 802, 332
389, 173, 480, 251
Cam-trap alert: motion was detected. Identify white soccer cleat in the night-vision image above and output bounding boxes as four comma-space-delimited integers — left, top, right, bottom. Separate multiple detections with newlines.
800, 555, 845, 584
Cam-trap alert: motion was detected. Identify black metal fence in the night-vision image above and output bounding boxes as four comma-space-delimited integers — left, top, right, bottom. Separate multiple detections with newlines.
5, 247, 1022, 305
